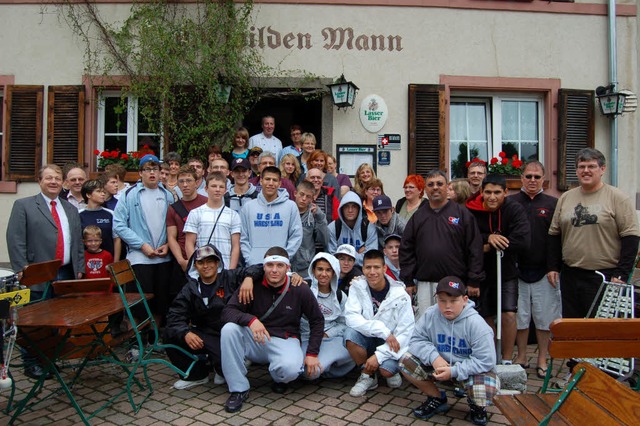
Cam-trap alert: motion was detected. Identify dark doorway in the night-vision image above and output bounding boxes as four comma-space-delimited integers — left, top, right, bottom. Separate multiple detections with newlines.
243, 95, 323, 151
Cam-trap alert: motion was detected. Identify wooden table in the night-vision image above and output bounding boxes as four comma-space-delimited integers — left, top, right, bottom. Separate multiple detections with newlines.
9, 293, 146, 425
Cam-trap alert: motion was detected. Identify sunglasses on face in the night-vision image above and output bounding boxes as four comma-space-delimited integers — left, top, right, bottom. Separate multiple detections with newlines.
524, 174, 543, 180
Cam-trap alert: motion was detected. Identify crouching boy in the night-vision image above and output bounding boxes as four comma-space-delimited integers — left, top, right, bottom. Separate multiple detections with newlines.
344, 249, 414, 397
300, 253, 355, 380
399, 276, 498, 425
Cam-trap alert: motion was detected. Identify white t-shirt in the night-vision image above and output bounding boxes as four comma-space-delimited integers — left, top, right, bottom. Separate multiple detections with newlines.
184, 204, 242, 269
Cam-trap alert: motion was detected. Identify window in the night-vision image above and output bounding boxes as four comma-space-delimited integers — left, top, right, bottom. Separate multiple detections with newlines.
449, 94, 543, 178
97, 92, 162, 156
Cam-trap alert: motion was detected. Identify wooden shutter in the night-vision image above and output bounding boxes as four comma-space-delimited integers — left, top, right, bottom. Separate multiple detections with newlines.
557, 89, 595, 191
47, 85, 85, 166
408, 84, 445, 175
5, 85, 44, 181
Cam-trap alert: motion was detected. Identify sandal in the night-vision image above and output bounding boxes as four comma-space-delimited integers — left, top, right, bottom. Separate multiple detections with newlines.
536, 367, 547, 379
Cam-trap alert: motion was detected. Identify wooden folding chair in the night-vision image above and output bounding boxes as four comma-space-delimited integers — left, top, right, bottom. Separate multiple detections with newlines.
105, 260, 198, 413
20, 259, 62, 303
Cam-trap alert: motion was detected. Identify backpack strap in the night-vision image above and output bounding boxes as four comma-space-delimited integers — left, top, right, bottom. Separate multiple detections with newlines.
170, 199, 189, 222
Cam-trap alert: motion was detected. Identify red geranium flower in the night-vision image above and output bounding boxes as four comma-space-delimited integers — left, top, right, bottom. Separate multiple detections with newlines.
100, 151, 108, 158
501, 158, 509, 165
94, 149, 100, 155
512, 154, 518, 160
121, 153, 129, 160
512, 160, 523, 169
490, 157, 499, 165
465, 161, 471, 168
498, 151, 506, 158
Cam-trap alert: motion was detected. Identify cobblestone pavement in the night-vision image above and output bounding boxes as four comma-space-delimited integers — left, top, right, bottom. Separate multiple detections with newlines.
2, 345, 568, 426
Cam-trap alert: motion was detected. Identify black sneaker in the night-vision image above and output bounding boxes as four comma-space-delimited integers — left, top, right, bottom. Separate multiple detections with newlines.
468, 403, 487, 426
224, 390, 250, 413
271, 381, 288, 394
413, 392, 449, 420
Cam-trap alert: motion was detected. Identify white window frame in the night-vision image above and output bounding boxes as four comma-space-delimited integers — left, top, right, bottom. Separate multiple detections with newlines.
96, 91, 163, 155
450, 92, 544, 178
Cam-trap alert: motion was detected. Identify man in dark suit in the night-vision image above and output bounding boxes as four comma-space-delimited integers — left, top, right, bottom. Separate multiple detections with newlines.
7, 164, 85, 379
7, 163, 84, 287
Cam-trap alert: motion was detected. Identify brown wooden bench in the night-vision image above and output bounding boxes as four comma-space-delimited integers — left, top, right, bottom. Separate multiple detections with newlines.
494, 318, 640, 425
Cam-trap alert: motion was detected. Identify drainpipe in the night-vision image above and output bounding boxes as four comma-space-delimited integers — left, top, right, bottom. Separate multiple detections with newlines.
607, 0, 618, 186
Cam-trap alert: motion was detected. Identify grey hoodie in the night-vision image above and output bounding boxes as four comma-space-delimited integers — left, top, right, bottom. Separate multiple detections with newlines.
408, 300, 496, 381
291, 208, 328, 278
301, 252, 347, 339
327, 191, 378, 265
239, 188, 303, 265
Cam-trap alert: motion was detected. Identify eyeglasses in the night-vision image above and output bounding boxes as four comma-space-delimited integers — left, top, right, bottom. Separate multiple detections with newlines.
577, 164, 600, 171
142, 167, 159, 173
524, 174, 543, 180
426, 181, 445, 187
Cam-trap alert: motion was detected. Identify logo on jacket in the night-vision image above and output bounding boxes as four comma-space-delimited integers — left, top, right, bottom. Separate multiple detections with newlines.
448, 216, 460, 225
436, 334, 472, 356
536, 208, 550, 218
254, 212, 284, 227
87, 258, 103, 271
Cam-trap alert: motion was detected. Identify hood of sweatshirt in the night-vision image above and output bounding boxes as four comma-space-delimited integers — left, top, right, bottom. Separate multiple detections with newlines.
307, 252, 341, 294
186, 243, 225, 279
257, 187, 289, 206
337, 191, 364, 230
465, 191, 488, 212
229, 182, 257, 197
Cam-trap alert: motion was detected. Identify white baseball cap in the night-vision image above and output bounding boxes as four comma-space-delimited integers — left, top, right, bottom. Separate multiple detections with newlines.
333, 244, 357, 260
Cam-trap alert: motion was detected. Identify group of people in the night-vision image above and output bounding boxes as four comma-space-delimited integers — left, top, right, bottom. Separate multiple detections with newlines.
7, 109, 639, 425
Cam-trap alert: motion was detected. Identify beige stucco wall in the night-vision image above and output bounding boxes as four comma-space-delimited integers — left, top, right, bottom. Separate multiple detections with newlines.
0, 2, 638, 264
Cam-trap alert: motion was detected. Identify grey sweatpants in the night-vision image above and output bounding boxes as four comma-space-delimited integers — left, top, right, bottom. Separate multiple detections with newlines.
220, 323, 304, 392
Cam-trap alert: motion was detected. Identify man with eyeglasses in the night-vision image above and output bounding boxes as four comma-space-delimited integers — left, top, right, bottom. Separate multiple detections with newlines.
547, 148, 639, 319
166, 165, 208, 301
114, 154, 175, 328
467, 161, 487, 198
509, 161, 559, 375
401, 170, 484, 319
278, 124, 304, 163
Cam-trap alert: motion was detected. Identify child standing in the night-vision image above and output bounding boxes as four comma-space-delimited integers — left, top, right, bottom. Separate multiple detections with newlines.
83, 225, 114, 279
399, 276, 498, 425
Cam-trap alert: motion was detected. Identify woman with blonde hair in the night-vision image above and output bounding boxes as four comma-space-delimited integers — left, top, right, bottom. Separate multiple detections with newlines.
279, 153, 302, 185
447, 178, 472, 205
353, 163, 376, 197
299, 132, 317, 172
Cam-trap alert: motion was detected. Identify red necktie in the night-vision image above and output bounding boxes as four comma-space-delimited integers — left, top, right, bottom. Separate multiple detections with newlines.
50, 200, 64, 262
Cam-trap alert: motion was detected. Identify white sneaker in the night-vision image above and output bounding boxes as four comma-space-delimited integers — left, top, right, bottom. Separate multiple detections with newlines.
213, 372, 226, 385
386, 373, 402, 388
173, 377, 209, 390
125, 347, 140, 363
349, 373, 378, 397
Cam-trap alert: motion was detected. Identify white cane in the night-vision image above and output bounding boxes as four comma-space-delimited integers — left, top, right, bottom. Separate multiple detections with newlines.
496, 250, 504, 364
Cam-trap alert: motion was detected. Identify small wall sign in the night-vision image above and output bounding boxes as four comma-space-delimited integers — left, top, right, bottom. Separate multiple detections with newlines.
359, 94, 388, 133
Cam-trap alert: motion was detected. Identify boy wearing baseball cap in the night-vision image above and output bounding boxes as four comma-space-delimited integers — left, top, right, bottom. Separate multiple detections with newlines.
399, 276, 498, 425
